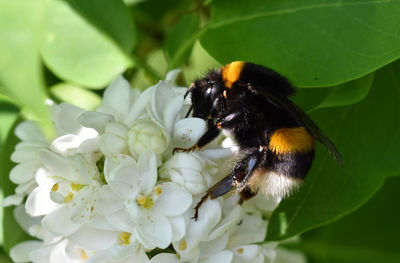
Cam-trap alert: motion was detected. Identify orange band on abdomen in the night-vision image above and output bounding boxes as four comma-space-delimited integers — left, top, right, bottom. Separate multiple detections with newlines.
269, 127, 315, 154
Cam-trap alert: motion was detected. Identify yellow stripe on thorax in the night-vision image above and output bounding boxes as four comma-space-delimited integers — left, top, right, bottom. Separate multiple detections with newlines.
269, 127, 315, 154
221, 61, 245, 88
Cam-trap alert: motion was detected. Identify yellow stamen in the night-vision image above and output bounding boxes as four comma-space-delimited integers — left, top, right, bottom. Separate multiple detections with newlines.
137, 196, 154, 209
81, 250, 88, 260
179, 240, 187, 251
237, 247, 244, 254
64, 192, 74, 203
155, 186, 162, 196
119, 232, 131, 246
51, 183, 59, 192
71, 183, 84, 191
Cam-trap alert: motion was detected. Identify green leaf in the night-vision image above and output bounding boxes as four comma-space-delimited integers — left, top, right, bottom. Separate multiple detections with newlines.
294, 176, 400, 263
0, 0, 53, 136
65, 0, 137, 52
40, 0, 135, 88
165, 13, 200, 69
0, 101, 19, 146
201, 0, 400, 87
313, 73, 374, 110
266, 60, 400, 241
0, 251, 12, 263
1, 119, 31, 252
50, 83, 102, 110
182, 41, 221, 84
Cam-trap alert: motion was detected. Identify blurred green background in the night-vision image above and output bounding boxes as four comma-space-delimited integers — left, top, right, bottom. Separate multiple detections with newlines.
1, 0, 400, 262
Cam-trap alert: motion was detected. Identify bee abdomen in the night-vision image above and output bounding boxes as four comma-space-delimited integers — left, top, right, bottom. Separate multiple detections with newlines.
247, 169, 303, 198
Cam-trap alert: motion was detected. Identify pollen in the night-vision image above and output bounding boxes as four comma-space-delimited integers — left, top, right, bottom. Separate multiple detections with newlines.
51, 183, 59, 192
81, 250, 88, 260
119, 232, 131, 246
77, 248, 89, 259
155, 186, 162, 196
71, 183, 84, 191
179, 240, 187, 250
237, 247, 244, 254
138, 196, 154, 209
64, 192, 74, 203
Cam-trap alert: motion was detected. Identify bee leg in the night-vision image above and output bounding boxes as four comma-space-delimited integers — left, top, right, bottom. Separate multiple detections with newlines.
173, 123, 220, 154
192, 175, 234, 221
238, 187, 257, 205
234, 150, 264, 204
193, 150, 260, 220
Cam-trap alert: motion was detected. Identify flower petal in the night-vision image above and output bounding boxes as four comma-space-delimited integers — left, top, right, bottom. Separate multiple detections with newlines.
149, 253, 180, 263
149, 81, 173, 125
42, 206, 80, 236
3, 194, 23, 207
39, 150, 78, 181
208, 205, 242, 240
232, 245, 264, 263
125, 86, 155, 126
162, 94, 184, 133
199, 234, 229, 260
172, 118, 206, 148
136, 211, 172, 249
162, 152, 204, 171
199, 250, 233, 263
10, 161, 39, 184
15, 121, 47, 143
165, 69, 181, 84
69, 186, 94, 224
108, 242, 148, 262
78, 111, 115, 134
182, 199, 222, 252
10, 240, 43, 263
13, 205, 42, 234
67, 224, 118, 251
169, 216, 186, 242
107, 210, 134, 233
95, 185, 125, 216
11, 141, 47, 163
48, 239, 76, 263
15, 179, 37, 196
100, 133, 129, 157
89, 215, 120, 231
108, 163, 141, 200
25, 187, 59, 216
99, 76, 131, 122
53, 103, 85, 135
202, 148, 235, 160
228, 209, 267, 248
152, 183, 192, 217
137, 151, 157, 195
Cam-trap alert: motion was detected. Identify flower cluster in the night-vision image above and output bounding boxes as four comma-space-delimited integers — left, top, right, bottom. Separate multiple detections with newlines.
5, 71, 306, 263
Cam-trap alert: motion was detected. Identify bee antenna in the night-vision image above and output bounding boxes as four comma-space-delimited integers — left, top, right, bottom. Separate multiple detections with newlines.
184, 83, 195, 99
185, 105, 193, 118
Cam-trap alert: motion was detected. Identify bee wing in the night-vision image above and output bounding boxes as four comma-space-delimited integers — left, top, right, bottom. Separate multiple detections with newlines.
257, 90, 344, 165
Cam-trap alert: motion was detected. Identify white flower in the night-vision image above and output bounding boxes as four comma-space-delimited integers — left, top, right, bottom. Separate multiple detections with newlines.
95, 152, 192, 250
3, 122, 48, 207
160, 152, 217, 195
128, 119, 169, 157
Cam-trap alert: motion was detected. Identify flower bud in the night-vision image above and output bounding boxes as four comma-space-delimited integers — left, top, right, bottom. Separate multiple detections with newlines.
128, 119, 169, 157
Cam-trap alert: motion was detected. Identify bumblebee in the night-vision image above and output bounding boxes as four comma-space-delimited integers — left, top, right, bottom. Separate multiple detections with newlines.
174, 61, 343, 220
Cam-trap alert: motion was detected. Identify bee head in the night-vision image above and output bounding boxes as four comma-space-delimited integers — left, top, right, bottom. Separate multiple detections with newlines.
188, 70, 224, 119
